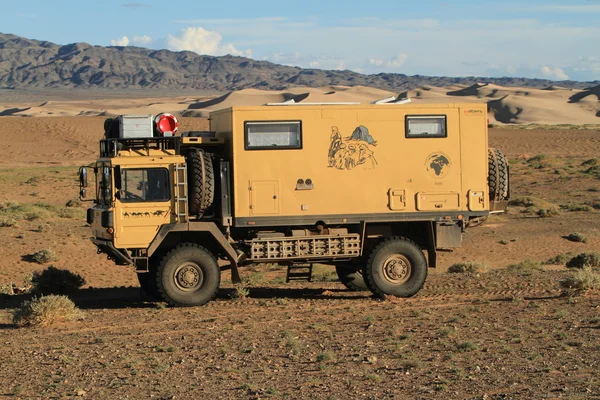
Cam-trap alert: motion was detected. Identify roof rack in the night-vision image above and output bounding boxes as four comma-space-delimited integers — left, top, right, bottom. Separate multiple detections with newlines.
100, 137, 180, 158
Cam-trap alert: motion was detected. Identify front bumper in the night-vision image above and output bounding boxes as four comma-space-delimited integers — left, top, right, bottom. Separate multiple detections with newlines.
91, 238, 132, 266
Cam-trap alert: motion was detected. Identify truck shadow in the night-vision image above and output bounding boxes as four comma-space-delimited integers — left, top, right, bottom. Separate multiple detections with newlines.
0, 286, 368, 313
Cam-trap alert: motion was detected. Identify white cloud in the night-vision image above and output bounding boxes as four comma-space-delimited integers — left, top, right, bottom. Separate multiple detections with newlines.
110, 36, 130, 46
368, 54, 408, 70
166, 27, 251, 57
540, 66, 569, 81
132, 35, 152, 46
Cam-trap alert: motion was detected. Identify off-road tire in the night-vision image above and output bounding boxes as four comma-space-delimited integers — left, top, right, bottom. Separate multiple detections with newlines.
187, 149, 215, 216
363, 237, 428, 298
156, 243, 220, 307
488, 148, 509, 201
137, 270, 160, 300
335, 264, 368, 291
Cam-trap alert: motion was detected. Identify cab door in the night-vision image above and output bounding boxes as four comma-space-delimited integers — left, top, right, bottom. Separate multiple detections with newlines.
113, 166, 173, 249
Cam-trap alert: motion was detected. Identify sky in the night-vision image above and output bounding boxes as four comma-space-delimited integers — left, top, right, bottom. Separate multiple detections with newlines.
2, 0, 600, 81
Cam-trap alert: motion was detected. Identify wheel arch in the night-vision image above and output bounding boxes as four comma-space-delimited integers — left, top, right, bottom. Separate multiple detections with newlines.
147, 222, 241, 283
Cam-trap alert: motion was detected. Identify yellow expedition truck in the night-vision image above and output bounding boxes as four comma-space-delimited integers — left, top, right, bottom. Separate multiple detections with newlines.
80, 103, 509, 306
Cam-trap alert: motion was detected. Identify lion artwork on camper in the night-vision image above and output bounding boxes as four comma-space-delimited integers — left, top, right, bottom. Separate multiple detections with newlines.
328, 125, 378, 170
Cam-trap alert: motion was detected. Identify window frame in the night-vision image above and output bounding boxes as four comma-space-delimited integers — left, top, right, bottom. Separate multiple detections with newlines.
244, 120, 303, 150
405, 115, 448, 138
119, 167, 171, 203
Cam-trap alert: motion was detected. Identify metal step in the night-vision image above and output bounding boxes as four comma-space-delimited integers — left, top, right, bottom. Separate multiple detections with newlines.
286, 264, 313, 282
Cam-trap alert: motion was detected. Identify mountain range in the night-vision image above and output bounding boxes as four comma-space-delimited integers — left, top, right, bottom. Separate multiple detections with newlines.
0, 33, 598, 93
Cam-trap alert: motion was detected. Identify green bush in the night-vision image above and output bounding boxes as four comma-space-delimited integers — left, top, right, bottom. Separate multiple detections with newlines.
13, 295, 83, 326
545, 253, 575, 265
448, 262, 487, 274
563, 233, 588, 243
566, 253, 600, 269
31, 266, 85, 295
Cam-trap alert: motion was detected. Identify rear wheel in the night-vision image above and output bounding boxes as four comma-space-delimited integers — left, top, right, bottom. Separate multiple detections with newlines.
363, 237, 428, 298
335, 263, 368, 291
156, 243, 220, 307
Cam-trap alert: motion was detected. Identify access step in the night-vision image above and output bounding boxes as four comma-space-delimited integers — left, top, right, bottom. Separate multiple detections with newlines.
286, 264, 313, 282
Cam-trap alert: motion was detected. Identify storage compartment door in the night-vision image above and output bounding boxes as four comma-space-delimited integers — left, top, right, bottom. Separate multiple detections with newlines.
250, 180, 280, 215
388, 189, 406, 211
416, 192, 460, 211
467, 190, 486, 211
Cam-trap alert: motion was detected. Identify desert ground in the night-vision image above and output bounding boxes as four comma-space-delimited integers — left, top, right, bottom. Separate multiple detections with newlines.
0, 88, 599, 399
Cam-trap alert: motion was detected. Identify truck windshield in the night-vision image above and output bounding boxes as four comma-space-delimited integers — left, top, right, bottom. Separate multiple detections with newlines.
95, 163, 112, 205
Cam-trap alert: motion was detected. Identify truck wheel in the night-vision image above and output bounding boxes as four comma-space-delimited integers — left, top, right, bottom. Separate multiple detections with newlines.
335, 264, 368, 291
137, 270, 160, 300
363, 237, 427, 298
488, 148, 509, 201
156, 243, 220, 306
187, 149, 215, 215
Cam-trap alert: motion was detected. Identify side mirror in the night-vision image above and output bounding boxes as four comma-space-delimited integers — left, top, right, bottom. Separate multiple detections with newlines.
114, 166, 122, 190
79, 167, 88, 188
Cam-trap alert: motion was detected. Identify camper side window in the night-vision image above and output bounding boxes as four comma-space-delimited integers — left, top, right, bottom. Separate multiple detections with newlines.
245, 121, 302, 150
406, 115, 447, 138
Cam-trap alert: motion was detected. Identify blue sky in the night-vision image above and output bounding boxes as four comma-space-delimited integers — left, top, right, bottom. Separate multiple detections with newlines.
3, 0, 600, 81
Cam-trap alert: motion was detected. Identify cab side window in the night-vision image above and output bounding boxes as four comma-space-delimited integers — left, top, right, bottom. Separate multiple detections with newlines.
120, 168, 170, 202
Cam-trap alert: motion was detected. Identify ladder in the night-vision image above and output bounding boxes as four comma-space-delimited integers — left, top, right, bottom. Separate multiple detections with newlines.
286, 264, 313, 282
173, 163, 188, 222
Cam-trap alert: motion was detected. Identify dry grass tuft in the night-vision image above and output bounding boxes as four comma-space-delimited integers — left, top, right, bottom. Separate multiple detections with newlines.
31, 249, 58, 264
560, 268, 600, 295
32, 266, 85, 295
506, 259, 543, 275
12, 295, 83, 327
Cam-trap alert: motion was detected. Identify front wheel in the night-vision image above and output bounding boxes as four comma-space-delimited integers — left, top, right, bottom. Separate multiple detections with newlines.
363, 237, 428, 298
156, 243, 220, 306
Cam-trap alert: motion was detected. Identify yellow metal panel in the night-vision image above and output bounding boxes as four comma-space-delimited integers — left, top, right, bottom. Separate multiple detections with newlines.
250, 180, 280, 215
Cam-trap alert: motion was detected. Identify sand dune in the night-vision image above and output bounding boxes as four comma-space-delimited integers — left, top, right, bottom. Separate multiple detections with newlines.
0, 84, 598, 125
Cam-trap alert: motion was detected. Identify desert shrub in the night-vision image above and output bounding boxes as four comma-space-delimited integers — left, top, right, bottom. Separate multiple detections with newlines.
448, 262, 487, 274
12, 295, 83, 326
583, 165, 600, 177
560, 203, 592, 212
560, 268, 600, 295
581, 159, 598, 167
31, 249, 58, 264
506, 259, 543, 275
509, 197, 537, 207
545, 253, 575, 265
65, 198, 82, 208
536, 207, 561, 218
231, 286, 250, 299
563, 233, 588, 243
566, 253, 600, 269
0, 216, 18, 227
527, 155, 551, 169
0, 283, 15, 295
34, 223, 50, 233
31, 266, 85, 295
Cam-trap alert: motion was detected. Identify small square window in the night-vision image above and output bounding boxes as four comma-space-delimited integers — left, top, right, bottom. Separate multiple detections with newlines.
406, 115, 447, 138
245, 121, 302, 150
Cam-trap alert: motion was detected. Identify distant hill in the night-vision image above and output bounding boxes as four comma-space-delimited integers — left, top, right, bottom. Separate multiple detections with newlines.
0, 33, 598, 92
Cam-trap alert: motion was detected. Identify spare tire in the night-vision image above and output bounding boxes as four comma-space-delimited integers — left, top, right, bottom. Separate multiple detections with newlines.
187, 149, 215, 215
488, 148, 509, 201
